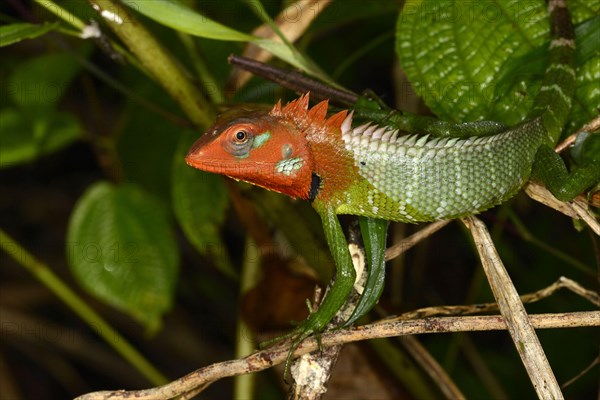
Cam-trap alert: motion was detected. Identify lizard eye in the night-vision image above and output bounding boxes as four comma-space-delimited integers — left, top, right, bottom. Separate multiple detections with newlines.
223, 127, 254, 157
234, 130, 248, 143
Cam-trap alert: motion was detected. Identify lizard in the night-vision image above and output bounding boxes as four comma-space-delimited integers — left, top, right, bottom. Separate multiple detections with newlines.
185, 0, 598, 360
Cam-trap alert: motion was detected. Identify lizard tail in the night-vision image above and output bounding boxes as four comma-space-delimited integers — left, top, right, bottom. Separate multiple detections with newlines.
529, 0, 577, 145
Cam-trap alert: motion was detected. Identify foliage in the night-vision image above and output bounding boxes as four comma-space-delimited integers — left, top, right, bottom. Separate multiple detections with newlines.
0, 0, 598, 398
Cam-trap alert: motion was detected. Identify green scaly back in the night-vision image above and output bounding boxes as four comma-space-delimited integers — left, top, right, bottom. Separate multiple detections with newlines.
334, 0, 577, 222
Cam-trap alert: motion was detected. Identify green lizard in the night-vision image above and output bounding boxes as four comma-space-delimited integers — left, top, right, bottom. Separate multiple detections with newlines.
185, 0, 598, 358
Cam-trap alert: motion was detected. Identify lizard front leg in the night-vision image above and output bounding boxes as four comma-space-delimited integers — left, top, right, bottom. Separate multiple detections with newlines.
279, 205, 357, 372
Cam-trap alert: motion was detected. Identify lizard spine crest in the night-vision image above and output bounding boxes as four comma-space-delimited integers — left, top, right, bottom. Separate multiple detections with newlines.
269, 92, 349, 135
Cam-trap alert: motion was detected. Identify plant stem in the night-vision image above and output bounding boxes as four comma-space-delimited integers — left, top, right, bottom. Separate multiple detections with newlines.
0, 229, 168, 386
89, 0, 215, 128
34, 0, 86, 30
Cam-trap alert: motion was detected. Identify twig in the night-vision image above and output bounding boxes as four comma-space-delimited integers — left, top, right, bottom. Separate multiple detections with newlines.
524, 183, 600, 236
561, 355, 600, 389
385, 220, 451, 261
399, 336, 466, 399
228, 55, 358, 106
75, 311, 599, 400
462, 216, 563, 400
395, 276, 599, 320
555, 114, 600, 153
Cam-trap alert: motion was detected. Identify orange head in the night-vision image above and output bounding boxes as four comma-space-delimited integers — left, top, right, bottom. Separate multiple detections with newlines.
185, 93, 348, 200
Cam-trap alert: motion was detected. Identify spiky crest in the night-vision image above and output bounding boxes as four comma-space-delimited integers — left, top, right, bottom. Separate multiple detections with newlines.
269, 92, 349, 133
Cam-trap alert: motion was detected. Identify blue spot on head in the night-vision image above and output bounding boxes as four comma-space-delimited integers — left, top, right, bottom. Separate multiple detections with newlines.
252, 131, 271, 149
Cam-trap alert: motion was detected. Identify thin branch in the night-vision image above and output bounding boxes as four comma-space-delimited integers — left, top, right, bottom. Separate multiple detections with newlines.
555, 114, 600, 153
399, 336, 466, 399
524, 183, 600, 236
75, 311, 599, 400
462, 216, 563, 400
395, 276, 599, 320
228, 55, 358, 105
385, 220, 451, 261
561, 355, 600, 389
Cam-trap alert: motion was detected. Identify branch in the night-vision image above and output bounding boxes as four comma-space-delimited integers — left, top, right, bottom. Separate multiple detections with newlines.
396, 276, 599, 320
75, 310, 599, 400
462, 216, 562, 399
385, 220, 451, 261
555, 114, 600, 153
228, 55, 357, 106
524, 183, 600, 236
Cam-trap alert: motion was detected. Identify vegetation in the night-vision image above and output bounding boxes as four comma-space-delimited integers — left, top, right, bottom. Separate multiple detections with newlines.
1, 0, 598, 398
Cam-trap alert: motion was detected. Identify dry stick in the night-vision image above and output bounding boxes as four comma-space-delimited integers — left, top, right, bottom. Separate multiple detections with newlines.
228, 55, 358, 106
385, 220, 451, 261
395, 276, 599, 320
524, 183, 600, 236
561, 355, 600, 389
462, 216, 564, 400
75, 311, 599, 400
400, 336, 466, 400
555, 114, 600, 153
570, 198, 600, 236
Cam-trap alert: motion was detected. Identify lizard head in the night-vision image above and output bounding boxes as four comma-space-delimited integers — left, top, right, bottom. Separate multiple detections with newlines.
186, 93, 348, 200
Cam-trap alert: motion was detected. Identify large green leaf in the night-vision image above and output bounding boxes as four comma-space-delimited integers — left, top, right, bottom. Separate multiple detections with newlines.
0, 22, 58, 47
67, 182, 179, 332
571, 16, 600, 132
171, 132, 235, 278
494, 14, 600, 132
0, 108, 81, 167
396, 0, 599, 126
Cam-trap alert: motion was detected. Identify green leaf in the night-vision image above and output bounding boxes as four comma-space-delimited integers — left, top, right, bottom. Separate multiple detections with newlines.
8, 52, 83, 109
571, 15, 600, 132
495, 15, 600, 131
395, 0, 598, 126
123, 0, 333, 85
251, 38, 333, 85
171, 132, 235, 278
397, 0, 547, 124
0, 22, 58, 47
123, 0, 253, 41
0, 108, 81, 168
67, 182, 179, 332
